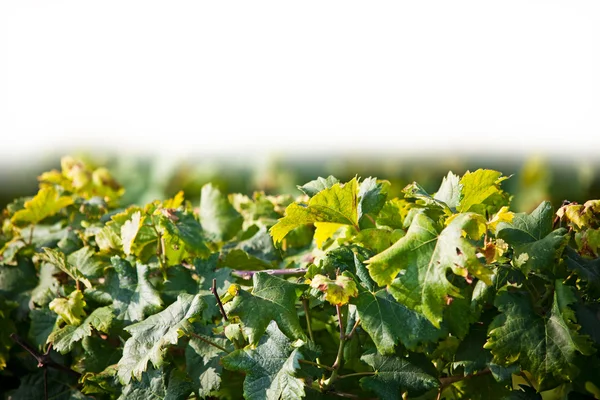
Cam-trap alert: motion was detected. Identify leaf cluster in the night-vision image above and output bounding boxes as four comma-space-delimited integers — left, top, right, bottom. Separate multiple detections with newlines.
1, 158, 600, 399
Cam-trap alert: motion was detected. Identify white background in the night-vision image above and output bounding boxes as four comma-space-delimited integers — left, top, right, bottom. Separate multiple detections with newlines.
0, 1, 598, 165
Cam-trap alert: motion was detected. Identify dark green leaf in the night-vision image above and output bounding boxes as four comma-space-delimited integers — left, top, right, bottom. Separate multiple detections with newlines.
226, 272, 307, 345
221, 322, 305, 400
360, 351, 439, 399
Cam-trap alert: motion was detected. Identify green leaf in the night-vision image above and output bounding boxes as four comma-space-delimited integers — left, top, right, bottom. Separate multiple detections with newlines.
358, 177, 390, 228
367, 212, 490, 327
297, 176, 339, 197
49, 290, 87, 326
48, 306, 113, 353
117, 293, 204, 384
270, 178, 359, 245
376, 198, 414, 230
121, 211, 142, 256
40, 247, 92, 289
159, 210, 209, 256
434, 171, 462, 211
226, 272, 307, 345
67, 246, 104, 279
0, 299, 17, 370
458, 169, 509, 213
359, 351, 439, 399
352, 286, 445, 354
564, 247, 600, 296
11, 186, 74, 225
104, 256, 163, 323
221, 322, 305, 400
484, 281, 595, 389
497, 201, 568, 275
186, 331, 232, 398
403, 182, 451, 213
28, 308, 58, 350
30, 263, 61, 307
119, 368, 193, 400
192, 254, 234, 322
200, 183, 243, 242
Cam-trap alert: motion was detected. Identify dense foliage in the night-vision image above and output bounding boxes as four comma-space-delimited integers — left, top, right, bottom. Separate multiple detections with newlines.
1, 157, 600, 399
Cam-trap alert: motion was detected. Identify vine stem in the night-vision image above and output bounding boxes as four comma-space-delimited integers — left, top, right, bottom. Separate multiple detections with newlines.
28, 225, 35, 245
232, 268, 307, 280
337, 371, 376, 379
211, 278, 228, 322
189, 332, 230, 354
298, 359, 335, 371
302, 298, 315, 343
9, 334, 81, 379
320, 304, 347, 389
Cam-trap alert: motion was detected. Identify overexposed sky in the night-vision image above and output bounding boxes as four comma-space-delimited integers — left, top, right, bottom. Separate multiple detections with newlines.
0, 1, 598, 165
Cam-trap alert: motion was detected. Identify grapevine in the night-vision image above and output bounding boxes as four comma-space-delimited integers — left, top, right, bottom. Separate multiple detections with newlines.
1, 156, 599, 399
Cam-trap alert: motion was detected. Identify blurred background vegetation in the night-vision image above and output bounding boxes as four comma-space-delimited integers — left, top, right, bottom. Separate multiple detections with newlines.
1, 153, 599, 214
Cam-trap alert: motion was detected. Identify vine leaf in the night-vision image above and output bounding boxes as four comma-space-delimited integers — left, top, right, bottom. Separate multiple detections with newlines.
11, 186, 74, 225
359, 351, 439, 400
457, 169, 509, 213
103, 256, 163, 323
484, 281, 594, 390
221, 322, 305, 400
564, 247, 600, 297
434, 171, 462, 211
66, 246, 104, 279
186, 332, 232, 398
358, 177, 390, 228
497, 201, 568, 275
226, 272, 307, 346
49, 289, 87, 326
121, 211, 142, 256
270, 178, 359, 245
366, 212, 489, 327
40, 248, 92, 289
297, 176, 339, 197
118, 368, 193, 400
117, 293, 204, 384
309, 272, 358, 306
199, 183, 243, 242
48, 306, 113, 353
352, 286, 445, 354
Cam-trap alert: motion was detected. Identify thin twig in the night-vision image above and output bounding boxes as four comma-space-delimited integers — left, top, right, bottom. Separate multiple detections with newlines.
232, 268, 307, 280
337, 371, 376, 379
211, 278, 228, 322
189, 332, 231, 354
302, 298, 315, 342
298, 359, 335, 371
345, 318, 361, 341
28, 225, 35, 245
9, 334, 81, 378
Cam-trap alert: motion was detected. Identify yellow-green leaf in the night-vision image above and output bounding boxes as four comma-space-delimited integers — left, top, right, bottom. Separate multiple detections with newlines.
11, 186, 73, 225
458, 169, 509, 213
270, 178, 359, 245
310, 273, 358, 305
49, 290, 87, 326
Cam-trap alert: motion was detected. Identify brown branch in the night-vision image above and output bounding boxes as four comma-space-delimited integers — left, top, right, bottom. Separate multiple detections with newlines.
10, 334, 81, 378
232, 268, 307, 280
211, 278, 228, 322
